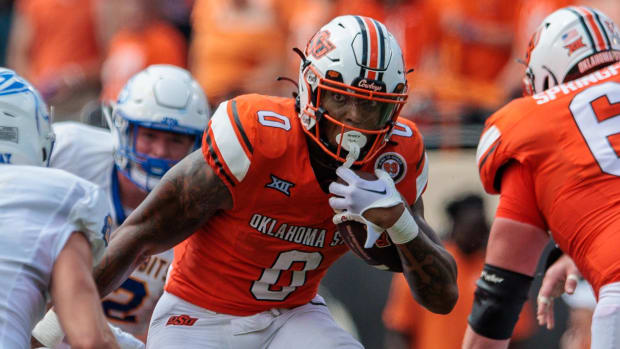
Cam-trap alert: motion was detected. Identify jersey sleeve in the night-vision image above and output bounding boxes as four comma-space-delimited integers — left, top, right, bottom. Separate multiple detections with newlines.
202, 97, 258, 205
390, 119, 428, 206
63, 180, 112, 264
415, 152, 429, 203
495, 162, 547, 230
202, 94, 295, 206
476, 98, 538, 194
476, 123, 505, 195
50, 122, 113, 180
50, 122, 85, 173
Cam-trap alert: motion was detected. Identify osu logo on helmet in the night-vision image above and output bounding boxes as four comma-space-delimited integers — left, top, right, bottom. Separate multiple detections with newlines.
308, 31, 336, 59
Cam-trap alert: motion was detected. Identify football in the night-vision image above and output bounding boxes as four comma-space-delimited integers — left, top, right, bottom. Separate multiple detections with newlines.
335, 170, 403, 272
337, 221, 403, 272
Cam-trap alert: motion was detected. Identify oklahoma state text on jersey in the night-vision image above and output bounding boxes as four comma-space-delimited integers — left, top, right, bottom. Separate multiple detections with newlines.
165, 94, 428, 315
476, 63, 620, 293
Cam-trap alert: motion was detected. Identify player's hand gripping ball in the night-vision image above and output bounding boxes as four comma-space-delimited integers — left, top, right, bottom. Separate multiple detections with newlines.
332, 169, 403, 272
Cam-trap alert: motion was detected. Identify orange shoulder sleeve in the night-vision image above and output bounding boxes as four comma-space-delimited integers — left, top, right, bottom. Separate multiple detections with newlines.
496, 162, 547, 230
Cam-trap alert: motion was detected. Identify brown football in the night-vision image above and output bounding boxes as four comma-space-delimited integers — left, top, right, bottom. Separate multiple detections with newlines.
335, 170, 403, 272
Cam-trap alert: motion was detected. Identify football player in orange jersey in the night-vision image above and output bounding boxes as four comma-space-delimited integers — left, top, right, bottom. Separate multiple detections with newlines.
462, 6, 620, 349
33, 15, 459, 348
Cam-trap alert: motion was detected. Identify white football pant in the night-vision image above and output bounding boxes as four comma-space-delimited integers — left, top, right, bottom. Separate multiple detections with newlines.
146, 292, 363, 349
591, 281, 620, 349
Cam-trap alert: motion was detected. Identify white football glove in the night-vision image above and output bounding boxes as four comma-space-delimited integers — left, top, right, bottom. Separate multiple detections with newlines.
329, 167, 418, 247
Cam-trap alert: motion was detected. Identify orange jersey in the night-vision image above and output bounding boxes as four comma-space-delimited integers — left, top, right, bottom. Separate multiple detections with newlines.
165, 94, 428, 315
476, 62, 620, 293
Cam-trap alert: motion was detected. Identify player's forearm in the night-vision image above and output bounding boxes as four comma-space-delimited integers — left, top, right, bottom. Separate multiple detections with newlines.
52, 235, 119, 348
462, 325, 510, 349
94, 230, 149, 297
397, 213, 458, 314
95, 151, 231, 296
59, 286, 119, 349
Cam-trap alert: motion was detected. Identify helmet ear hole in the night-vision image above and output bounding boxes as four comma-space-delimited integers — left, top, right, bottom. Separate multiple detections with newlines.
542, 76, 549, 91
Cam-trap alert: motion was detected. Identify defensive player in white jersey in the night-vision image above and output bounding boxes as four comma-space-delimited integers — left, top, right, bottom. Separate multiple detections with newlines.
0, 68, 119, 349
49, 64, 210, 342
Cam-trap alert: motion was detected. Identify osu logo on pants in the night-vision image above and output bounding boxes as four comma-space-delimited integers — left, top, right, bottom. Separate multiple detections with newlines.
166, 314, 198, 326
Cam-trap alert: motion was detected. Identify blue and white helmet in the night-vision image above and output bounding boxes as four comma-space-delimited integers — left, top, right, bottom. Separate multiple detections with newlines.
0, 67, 54, 166
106, 64, 210, 191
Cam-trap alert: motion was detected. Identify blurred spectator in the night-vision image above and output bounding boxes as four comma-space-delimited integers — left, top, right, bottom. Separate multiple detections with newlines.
434, 0, 521, 148
99, 0, 188, 102
189, 0, 299, 106
294, 0, 517, 149
581, 0, 620, 24
432, 0, 520, 109
156, 0, 195, 41
7, 0, 104, 121
0, 1, 14, 66
382, 194, 536, 349
498, 0, 575, 99
331, 1, 441, 124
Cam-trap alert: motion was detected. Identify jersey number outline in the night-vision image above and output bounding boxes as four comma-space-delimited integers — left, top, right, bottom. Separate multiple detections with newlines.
258, 110, 291, 131
391, 122, 413, 137
250, 250, 323, 301
570, 82, 620, 176
102, 277, 148, 323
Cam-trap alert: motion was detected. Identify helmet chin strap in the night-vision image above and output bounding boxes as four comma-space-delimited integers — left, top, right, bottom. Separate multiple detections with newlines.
337, 131, 367, 168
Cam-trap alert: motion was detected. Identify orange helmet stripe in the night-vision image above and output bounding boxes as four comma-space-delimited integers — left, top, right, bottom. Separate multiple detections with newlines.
363, 16, 379, 80
572, 6, 609, 52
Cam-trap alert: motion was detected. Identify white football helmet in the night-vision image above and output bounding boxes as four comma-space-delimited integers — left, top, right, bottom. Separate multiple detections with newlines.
298, 15, 408, 165
0, 68, 54, 166
105, 64, 210, 191
524, 6, 620, 95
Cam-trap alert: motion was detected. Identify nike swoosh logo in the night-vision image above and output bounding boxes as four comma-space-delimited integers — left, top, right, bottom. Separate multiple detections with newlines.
359, 187, 387, 195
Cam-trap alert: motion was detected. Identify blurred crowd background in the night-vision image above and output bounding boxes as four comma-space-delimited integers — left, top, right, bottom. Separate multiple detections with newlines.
1, 0, 616, 348
2, 0, 618, 149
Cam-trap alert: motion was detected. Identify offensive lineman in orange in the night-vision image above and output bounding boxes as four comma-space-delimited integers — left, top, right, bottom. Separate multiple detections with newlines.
34, 15, 458, 348
463, 6, 620, 349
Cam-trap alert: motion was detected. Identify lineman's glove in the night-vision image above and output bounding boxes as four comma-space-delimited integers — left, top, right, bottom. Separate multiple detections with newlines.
328, 167, 418, 247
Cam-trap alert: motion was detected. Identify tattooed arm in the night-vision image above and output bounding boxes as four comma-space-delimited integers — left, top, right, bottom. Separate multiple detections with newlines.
364, 198, 458, 314
94, 150, 233, 297
398, 199, 458, 314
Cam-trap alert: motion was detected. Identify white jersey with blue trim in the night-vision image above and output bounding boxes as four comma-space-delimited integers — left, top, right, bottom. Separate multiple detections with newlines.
0, 165, 110, 349
50, 121, 173, 340
50, 122, 117, 223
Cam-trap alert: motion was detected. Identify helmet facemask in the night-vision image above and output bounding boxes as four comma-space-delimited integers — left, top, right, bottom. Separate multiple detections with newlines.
300, 65, 407, 165
110, 112, 199, 191
104, 64, 210, 191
